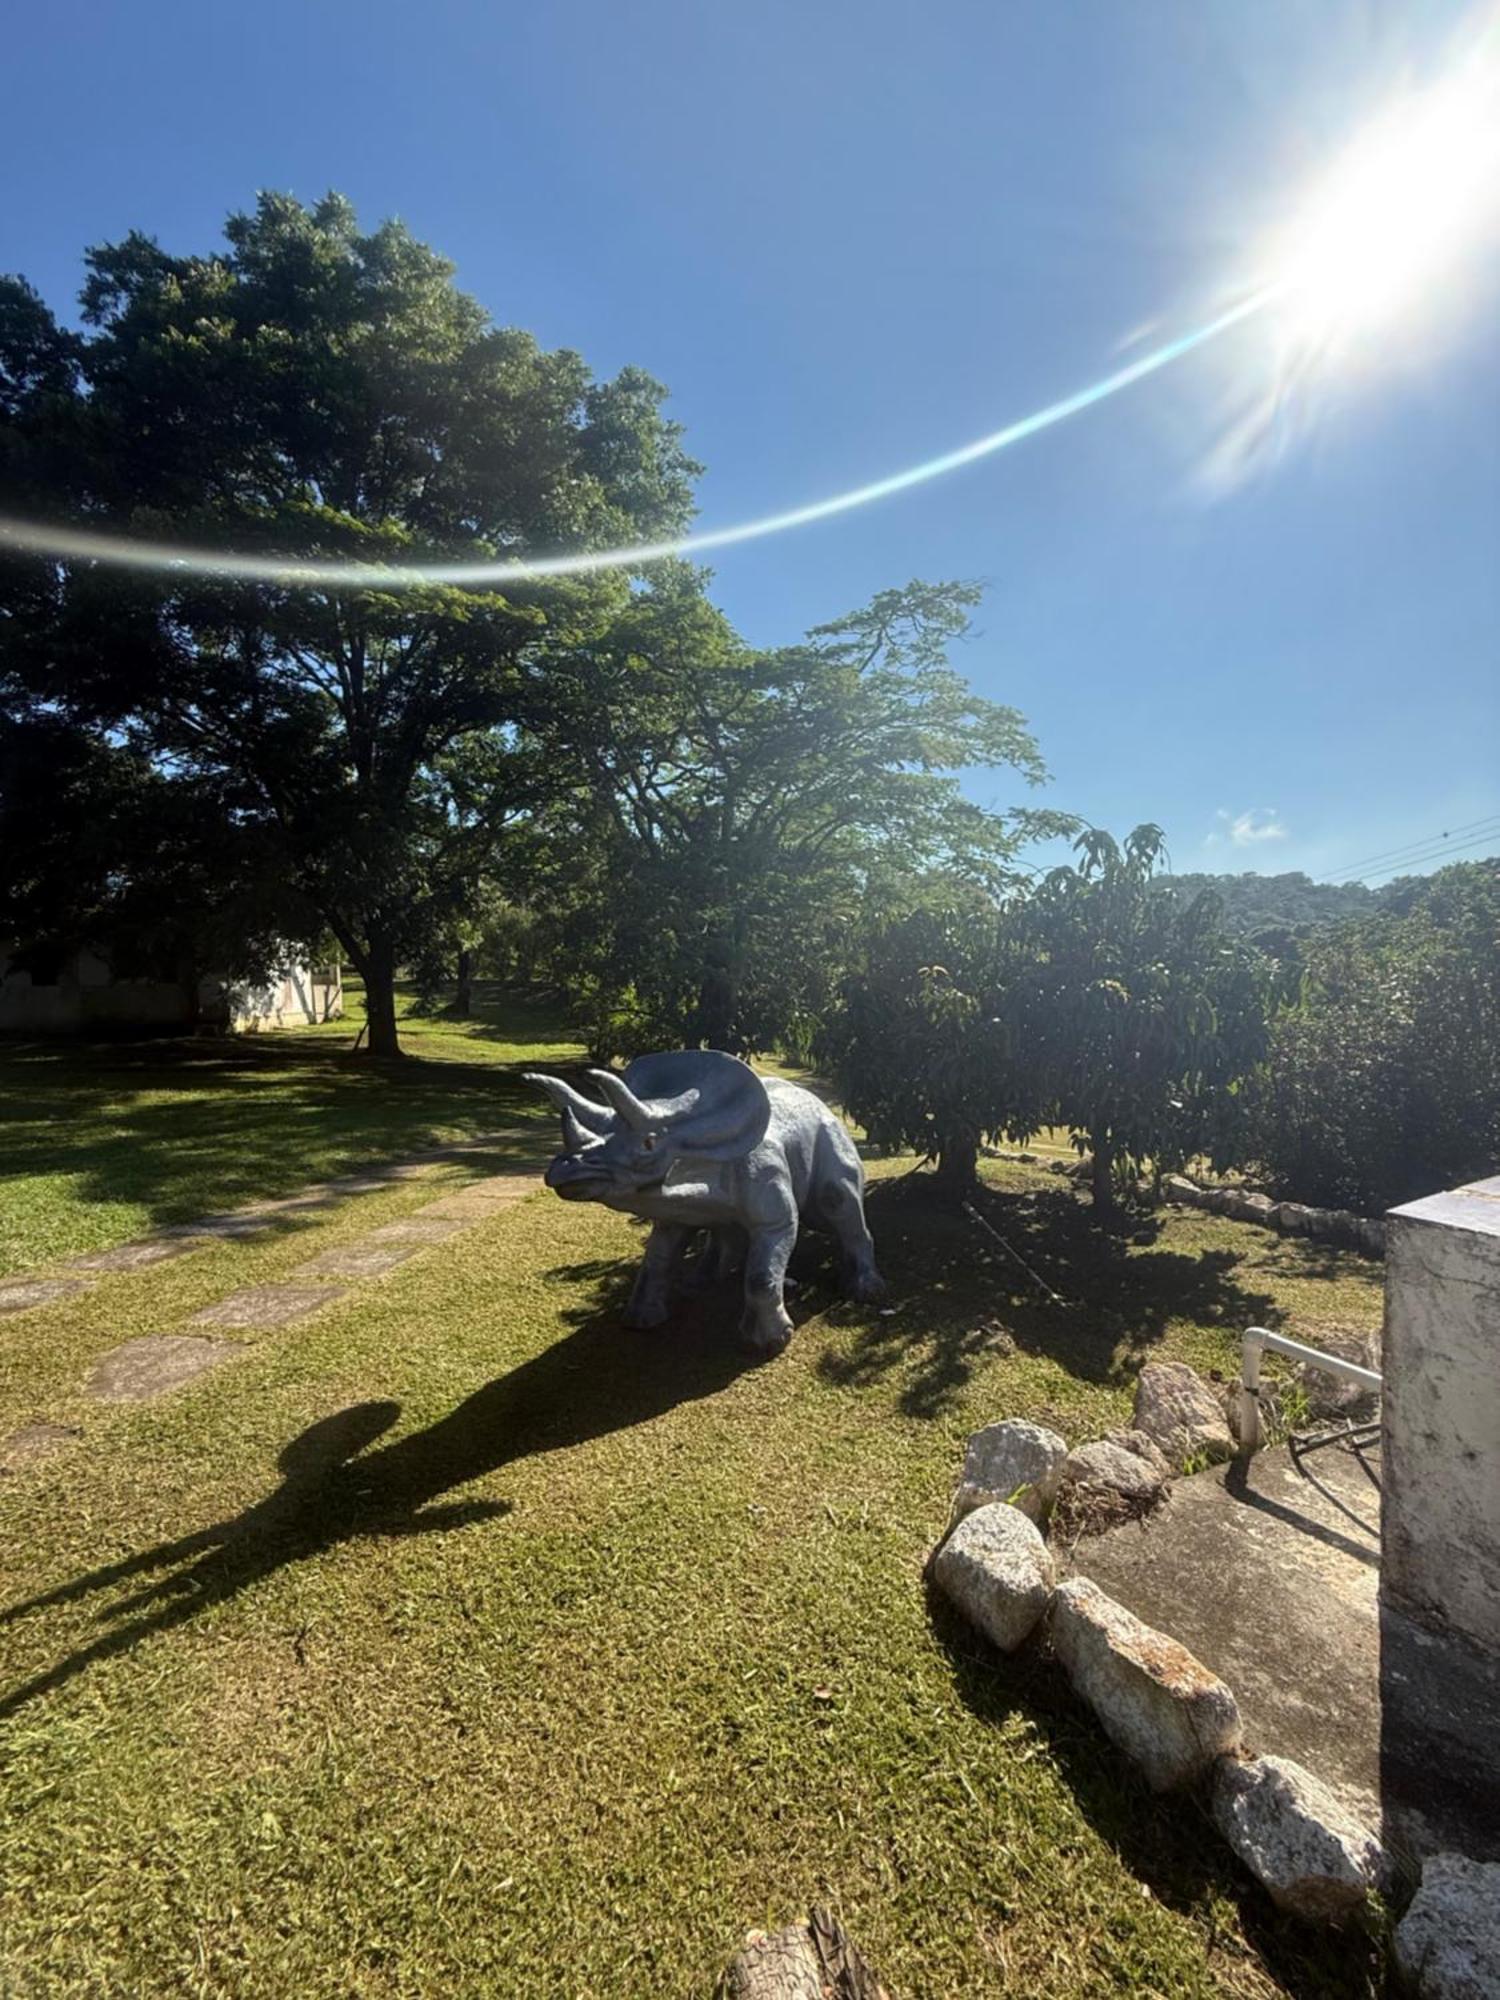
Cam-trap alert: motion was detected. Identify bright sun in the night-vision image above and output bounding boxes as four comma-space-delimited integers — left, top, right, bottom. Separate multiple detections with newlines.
1263, 35, 1500, 368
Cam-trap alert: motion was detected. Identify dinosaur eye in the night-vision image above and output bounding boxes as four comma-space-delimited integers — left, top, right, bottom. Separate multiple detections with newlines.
641, 1134, 656, 1151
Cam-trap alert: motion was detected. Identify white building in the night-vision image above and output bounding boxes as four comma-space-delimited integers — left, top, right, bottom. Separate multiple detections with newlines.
0, 949, 342, 1033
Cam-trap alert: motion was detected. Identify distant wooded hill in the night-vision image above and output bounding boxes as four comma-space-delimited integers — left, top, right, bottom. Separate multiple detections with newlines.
1160, 861, 1498, 937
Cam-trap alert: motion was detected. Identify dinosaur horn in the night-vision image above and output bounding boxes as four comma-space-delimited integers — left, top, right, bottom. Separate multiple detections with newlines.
523, 1072, 615, 1136
587, 1068, 655, 1132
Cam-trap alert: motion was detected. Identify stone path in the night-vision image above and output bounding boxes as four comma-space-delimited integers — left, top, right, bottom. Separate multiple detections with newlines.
189, 1285, 350, 1330
0, 1278, 91, 1315
0, 1135, 549, 1460
68, 1239, 204, 1273
88, 1336, 250, 1402
0, 1421, 81, 1470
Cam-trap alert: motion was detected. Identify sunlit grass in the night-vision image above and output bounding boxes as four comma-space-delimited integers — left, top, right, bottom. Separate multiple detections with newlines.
0, 984, 583, 1277
0, 1042, 1385, 1995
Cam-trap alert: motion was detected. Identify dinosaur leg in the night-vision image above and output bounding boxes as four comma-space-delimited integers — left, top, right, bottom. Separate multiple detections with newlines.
622, 1222, 694, 1328
740, 1220, 797, 1356
820, 1171, 886, 1302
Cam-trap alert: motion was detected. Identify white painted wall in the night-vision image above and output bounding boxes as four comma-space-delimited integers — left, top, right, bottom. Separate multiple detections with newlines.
1384, 1176, 1500, 1647
0, 951, 343, 1033
1382, 1174, 1500, 1863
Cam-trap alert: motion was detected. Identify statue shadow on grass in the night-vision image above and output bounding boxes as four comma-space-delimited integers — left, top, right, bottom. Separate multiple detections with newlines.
817, 1179, 1285, 1420
0, 1282, 755, 1719
928, 1590, 1384, 2000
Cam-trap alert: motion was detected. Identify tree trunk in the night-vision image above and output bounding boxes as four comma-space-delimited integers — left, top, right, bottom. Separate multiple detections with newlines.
454, 947, 474, 1018
935, 1130, 980, 1200
362, 937, 402, 1058
1090, 1125, 1115, 1212
694, 960, 736, 1051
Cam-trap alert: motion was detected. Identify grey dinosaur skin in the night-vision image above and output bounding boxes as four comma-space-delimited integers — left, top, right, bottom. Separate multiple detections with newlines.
524, 1049, 884, 1355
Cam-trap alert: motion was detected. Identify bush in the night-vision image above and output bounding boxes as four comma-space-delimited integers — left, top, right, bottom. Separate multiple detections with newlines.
1246, 862, 1500, 1212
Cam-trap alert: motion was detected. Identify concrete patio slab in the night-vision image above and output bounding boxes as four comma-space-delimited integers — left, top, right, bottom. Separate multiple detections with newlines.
189, 1285, 346, 1330
88, 1336, 248, 1401
1064, 1437, 1381, 1826
68, 1238, 206, 1273
0, 1278, 91, 1315
291, 1243, 421, 1280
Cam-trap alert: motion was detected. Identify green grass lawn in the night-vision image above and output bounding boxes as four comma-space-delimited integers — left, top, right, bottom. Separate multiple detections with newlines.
0, 1002, 1387, 1997
0, 983, 579, 1277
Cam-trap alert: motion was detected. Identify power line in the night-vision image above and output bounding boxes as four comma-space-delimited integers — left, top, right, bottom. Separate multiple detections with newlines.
1326, 812, 1500, 883
1336, 826, 1500, 884
1327, 811, 1500, 880
1361, 829, 1500, 886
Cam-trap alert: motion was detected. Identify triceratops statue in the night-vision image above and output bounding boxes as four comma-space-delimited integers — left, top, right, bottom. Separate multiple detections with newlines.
524, 1049, 884, 1356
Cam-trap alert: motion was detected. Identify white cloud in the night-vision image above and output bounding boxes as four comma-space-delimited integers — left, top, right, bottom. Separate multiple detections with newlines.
1215, 806, 1289, 848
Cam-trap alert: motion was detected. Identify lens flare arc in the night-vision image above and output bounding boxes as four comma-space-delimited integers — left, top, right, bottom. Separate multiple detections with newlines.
0, 294, 1272, 593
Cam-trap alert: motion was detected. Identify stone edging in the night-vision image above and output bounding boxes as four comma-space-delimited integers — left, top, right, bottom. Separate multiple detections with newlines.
930, 1415, 1388, 1928
1162, 1176, 1385, 1259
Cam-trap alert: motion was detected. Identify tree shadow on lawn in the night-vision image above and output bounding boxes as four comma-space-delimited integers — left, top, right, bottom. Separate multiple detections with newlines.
0, 1290, 755, 1719
818, 1179, 1286, 1419
0, 1035, 547, 1229
929, 1592, 1384, 1999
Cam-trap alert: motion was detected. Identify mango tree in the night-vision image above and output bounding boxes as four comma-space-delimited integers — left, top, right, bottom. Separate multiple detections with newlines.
1002, 825, 1270, 1211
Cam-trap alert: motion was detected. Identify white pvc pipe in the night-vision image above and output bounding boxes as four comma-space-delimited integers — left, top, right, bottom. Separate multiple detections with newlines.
1235, 1325, 1383, 1454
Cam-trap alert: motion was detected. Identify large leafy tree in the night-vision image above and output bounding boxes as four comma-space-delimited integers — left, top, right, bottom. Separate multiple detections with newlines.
1003, 826, 1270, 1210
512, 575, 1061, 1057
0, 710, 311, 1010
0, 194, 698, 1054
1245, 860, 1500, 1211
824, 828, 1268, 1208
820, 897, 1036, 1195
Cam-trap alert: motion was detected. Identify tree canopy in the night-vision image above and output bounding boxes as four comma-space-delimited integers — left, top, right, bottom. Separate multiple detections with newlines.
1246, 859, 1500, 1211
825, 826, 1270, 1207
510, 575, 1061, 1057
1, 192, 699, 1053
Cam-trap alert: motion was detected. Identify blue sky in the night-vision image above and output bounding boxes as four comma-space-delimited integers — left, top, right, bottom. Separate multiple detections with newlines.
4, 1, 1497, 884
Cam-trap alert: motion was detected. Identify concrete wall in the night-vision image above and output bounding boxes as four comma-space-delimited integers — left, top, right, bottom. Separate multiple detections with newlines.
1381, 1175, 1500, 1865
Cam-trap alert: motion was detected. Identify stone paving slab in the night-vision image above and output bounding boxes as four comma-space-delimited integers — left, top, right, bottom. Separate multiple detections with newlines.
1, 1421, 83, 1471
365, 1217, 473, 1245
448, 1172, 544, 1201
291, 1243, 422, 1281
1067, 1438, 1381, 1827
89, 1335, 248, 1402
161, 1212, 278, 1241
189, 1285, 347, 1331
419, 1186, 540, 1220
416, 1196, 505, 1221
0, 1278, 92, 1315
68, 1237, 206, 1273
464, 1168, 552, 1192
245, 1191, 346, 1219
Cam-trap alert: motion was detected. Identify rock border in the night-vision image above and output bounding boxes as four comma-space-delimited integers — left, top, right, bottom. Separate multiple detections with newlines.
1162, 1176, 1385, 1259
930, 1408, 1390, 1928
